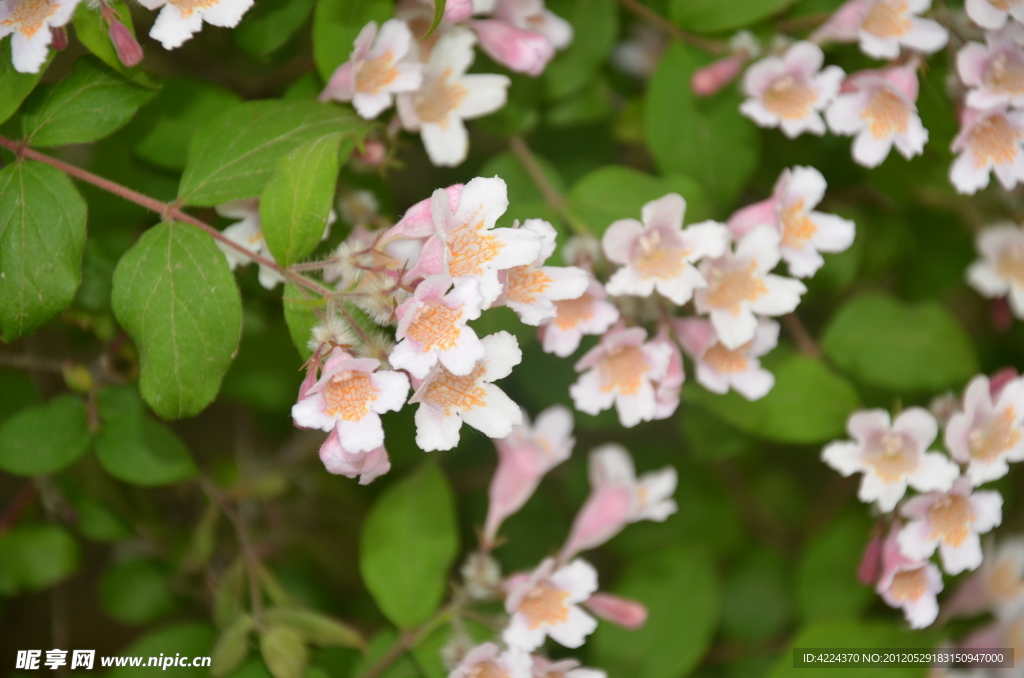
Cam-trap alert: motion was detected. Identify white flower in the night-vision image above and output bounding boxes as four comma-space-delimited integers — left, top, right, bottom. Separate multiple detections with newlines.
949, 106, 1024, 195
694, 225, 806, 350
503, 558, 598, 651
501, 219, 589, 326
397, 27, 510, 166
967, 222, 1024, 316
947, 537, 1024, 620
727, 166, 855, 278
740, 41, 845, 138
319, 19, 424, 120
448, 643, 531, 678
898, 477, 1003, 575
877, 525, 944, 629
569, 325, 672, 428
601, 193, 729, 305
674, 317, 778, 401
538, 274, 620, 358
530, 656, 606, 678
966, 0, 1024, 30
0, 0, 82, 73
822, 408, 960, 512
136, 0, 253, 50
946, 374, 1024, 485
856, 0, 948, 58
958, 27, 1024, 110
826, 63, 929, 168
410, 331, 523, 451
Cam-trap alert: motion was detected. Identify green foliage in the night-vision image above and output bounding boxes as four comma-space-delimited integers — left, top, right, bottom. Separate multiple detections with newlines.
73, 494, 133, 542
212, 613, 256, 677
0, 395, 90, 476
100, 558, 179, 624
234, 0, 317, 60
670, 0, 795, 32
313, 0, 392, 81
260, 625, 309, 678
71, 2, 147, 81
263, 608, 364, 649
283, 282, 322, 360
797, 513, 874, 623
544, 0, 618, 99
111, 223, 243, 419
0, 160, 87, 341
360, 461, 459, 628
107, 622, 216, 678
0, 524, 80, 595
0, 40, 48, 126
822, 292, 979, 392
20, 56, 154, 148
721, 549, 792, 641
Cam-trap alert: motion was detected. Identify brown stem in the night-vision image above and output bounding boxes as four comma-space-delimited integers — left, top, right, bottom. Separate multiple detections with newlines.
614, 0, 729, 54
774, 11, 832, 34
0, 483, 38, 533
781, 313, 822, 358
508, 135, 589, 236
0, 352, 65, 374
357, 602, 457, 678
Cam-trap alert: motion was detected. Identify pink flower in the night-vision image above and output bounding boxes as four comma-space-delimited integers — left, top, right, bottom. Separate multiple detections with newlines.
410, 331, 523, 451
319, 431, 391, 485
537, 274, 620, 358
501, 219, 589, 326
694, 226, 806, 350
530, 656, 606, 678
582, 592, 647, 630
492, 0, 572, 50
727, 166, 855, 278
692, 53, 747, 96
448, 643, 531, 678
958, 28, 1024, 110
569, 326, 673, 428
0, 0, 82, 73
442, 0, 475, 22
740, 41, 845, 138
484, 405, 575, 545
390, 275, 485, 379
946, 374, 1024, 485
822, 408, 960, 512
950, 106, 1024, 195
503, 558, 598, 651
944, 537, 1024, 620
471, 19, 555, 76
387, 184, 465, 243
899, 477, 1003, 575
319, 19, 424, 119
826, 62, 929, 168
674, 317, 778, 401
967, 223, 1024, 316
602, 193, 729, 305
559, 444, 677, 560
813, 0, 948, 59
650, 327, 683, 420
966, 0, 1024, 30
292, 349, 410, 454
877, 524, 944, 629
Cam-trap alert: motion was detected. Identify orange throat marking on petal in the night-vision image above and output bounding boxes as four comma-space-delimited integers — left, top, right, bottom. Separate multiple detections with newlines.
507, 265, 553, 305
996, 243, 1024, 287
633, 229, 688, 280
552, 294, 595, 330
889, 566, 929, 603
969, 407, 1023, 463
2, 0, 57, 38
447, 221, 504, 278
988, 557, 1024, 601
467, 660, 510, 678
861, 0, 912, 38
928, 495, 975, 548
780, 198, 818, 249
984, 52, 1024, 98
969, 114, 1022, 168
762, 75, 818, 121
407, 301, 463, 352
990, 0, 1016, 11
322, 372, 379, 421
168, 0, 219, 19
863, 87, 911, 139
416, 70, 468, 124
599, 344, 649, 395
864, 432, 918, 483
703, 342, 750, 374
705, 260, 768, 316
519, 582, 571, 629
421, 363, 487, 416
356, 49, 400, 94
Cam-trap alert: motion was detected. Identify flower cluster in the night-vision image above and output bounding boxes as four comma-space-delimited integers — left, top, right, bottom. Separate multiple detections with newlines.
822, 371, 1024, 628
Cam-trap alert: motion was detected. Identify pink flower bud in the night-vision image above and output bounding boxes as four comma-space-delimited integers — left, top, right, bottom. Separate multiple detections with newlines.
354, 139, 387, 167
992, 297, 1013, 333
559, 484, 633, 561
583, 593, 648, 629
691, 53, 744, 96
989, 367, 1019, 399
443, 0, 474, 23
51, 26, 68, 51
857, 523, 884, 585
470, 20, 555, 76
109, 20, 143, 68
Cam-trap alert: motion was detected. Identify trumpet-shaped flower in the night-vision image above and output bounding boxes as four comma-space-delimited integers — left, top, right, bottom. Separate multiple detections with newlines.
674, 317, 779, 400
950, 106, 1024, 194
503, 558, 598, 651
966, 0, 1024, 30
694, 225, 806, 350
538, 274, 620, 357
0, 0, 81, 73
410, 331, 523, 451
320, 19, 423, 119
946, 374, 1024, 485
740, 41, 845, 138
967, 222, 1024, 316
813, 0, 948, 59
958, 28, 1024, 109
502, 219, 589, 325
650, 327, 684, 420
448, 643, 531, 678
581, 593, 647, 630
822, 408, 960, 512
877, 525, 944, 629
318, 431, 392, 485
136, 0, 254, 50
602, 193, 729, 305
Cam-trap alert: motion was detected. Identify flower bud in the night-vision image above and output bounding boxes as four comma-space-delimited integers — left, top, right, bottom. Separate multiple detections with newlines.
583, 592, 648, 629
109, 19, 143, 67
353, 139, 387, 168
470, 20, 554, 76
989, 366, 1019, 399
857, 523, 884, 586
559, 484, 633, 561
691, 53, 745, 96
51, 26, 68, 51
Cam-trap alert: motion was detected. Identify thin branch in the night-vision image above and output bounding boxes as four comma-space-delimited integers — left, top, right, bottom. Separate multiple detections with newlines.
781, 313, 822, 358
774, 11, 832, 34
0, 352, 66, 374
613, 0, 729, 54
0, 483, 38, 534
508, 135, 590, 236
357, 602, 458, 678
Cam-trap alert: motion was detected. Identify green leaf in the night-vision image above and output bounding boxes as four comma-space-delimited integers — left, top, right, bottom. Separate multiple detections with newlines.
0, 160, 87, 341
591, 546, 719, 678
111, 222, 243, 419
684, 351, 861, 444
544, 0, 618, 100
261, 134, 343, 266
670, 0, 794, 33
797, 513, 873, 623
721, 549, 792, 641
313, 0, 392, 81
360, 461, 459, 628
20, 56, 154, 147
646, 43, 759, 210
264, 608, 364, 649
822, 292, 978, 392
108, 622, 216, 678
179, 100, 368, 206
234, 0, 317, 60
94, 386, 198, 485
0, 395, 90, 476
212, 613, 256, 678
261, 625, 309, 678
0, 524, 80, 595
73, 495, 133, 542
0, 39, 49, 126
214, 560, 247, 629
283, 282, 322, 361
425, 0, 447, 38
100, 558, 179, 624
567, 165, 710, 236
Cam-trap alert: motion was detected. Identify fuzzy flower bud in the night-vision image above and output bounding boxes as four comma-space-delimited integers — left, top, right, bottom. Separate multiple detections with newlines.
51, 26, 68, 51
691, 53, 746, 97
109, 19, 143, 67
582, 592, 648, 629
